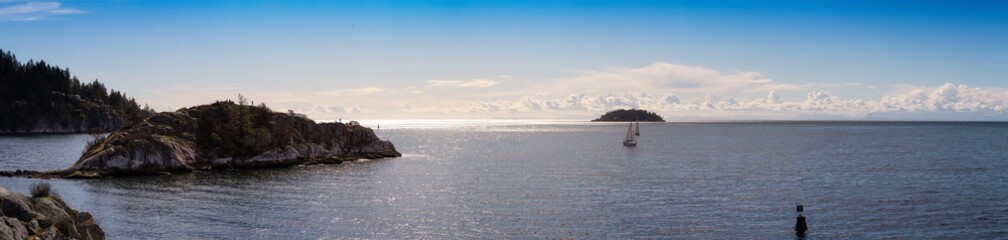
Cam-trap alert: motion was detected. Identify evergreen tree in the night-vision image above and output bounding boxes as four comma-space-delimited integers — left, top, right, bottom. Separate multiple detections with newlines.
0, 48, 151, 132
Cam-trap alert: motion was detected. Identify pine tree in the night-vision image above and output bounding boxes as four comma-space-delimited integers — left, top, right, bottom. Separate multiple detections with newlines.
0, 48, 150, 133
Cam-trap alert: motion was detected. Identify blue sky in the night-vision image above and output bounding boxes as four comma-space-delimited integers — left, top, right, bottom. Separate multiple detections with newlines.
2, 0, 1006, 119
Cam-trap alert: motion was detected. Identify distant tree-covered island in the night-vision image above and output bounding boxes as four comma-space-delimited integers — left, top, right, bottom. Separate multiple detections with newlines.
592, 109, 665, 122
0, 49, 152, 133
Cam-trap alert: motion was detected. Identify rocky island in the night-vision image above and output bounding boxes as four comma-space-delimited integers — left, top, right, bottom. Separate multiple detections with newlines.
0, 183, 104, 240
2, 98, 400, 178
591, 109, 665, 122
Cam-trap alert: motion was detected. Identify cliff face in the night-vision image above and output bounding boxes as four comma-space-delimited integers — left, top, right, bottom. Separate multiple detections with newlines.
0, 187, 104, 240
61, 101, 399, 177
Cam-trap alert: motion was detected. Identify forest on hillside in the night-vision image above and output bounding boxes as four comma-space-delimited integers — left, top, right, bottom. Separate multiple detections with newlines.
0, 49, 151, 133
592, 109, 666, 122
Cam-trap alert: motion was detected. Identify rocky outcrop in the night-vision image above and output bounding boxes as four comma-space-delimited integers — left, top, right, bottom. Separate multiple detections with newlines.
0, 187, 104, 240
4, 101, 400, 178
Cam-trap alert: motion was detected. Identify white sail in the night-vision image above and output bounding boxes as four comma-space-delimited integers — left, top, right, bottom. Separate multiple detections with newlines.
625, 123, 635, 141
634, 121, 640, 136
623, 123, 637, 146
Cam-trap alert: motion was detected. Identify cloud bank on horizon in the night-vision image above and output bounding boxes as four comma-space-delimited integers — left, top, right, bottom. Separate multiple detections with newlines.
283, 62, 1008, 120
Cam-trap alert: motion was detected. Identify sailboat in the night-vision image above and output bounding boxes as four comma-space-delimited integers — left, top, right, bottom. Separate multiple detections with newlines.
634, 120, 640, 136
623, 123, 637, 147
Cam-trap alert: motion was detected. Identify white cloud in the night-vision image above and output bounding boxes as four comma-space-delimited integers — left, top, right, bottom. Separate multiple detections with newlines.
0, 1, 84, 21
806, 90, 834, 105
430, 62, 1005, 119
427, 79, 499, 88
316, 87, 388, 96
144, 61, 1007, 120
407, 82, 1007, 120
767, 90, 782, 104
879, 83, 1008, 113
298, 105, 369, 115
549, 62, 785, 95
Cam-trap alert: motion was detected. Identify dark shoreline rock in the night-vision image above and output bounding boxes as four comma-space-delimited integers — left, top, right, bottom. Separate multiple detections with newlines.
2, 101, 400, 179
0, 186, 104, 239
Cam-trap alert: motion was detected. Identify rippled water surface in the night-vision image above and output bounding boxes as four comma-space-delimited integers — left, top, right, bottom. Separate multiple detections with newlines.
2, 121, 1007, 239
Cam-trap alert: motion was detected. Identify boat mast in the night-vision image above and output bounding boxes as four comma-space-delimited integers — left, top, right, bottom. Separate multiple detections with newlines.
634, 120, 640, 136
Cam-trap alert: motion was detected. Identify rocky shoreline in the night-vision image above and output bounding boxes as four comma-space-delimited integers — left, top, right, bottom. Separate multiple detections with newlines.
0, 185, 104, 239
0, 150, 395, 179
1, 100, 400, 179
1, 100, 399, 239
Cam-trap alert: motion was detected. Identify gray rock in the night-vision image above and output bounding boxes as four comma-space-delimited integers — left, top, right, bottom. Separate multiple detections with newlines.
240, 146, 302, 166
0, 217, 29, 240
0, 188, 40, 222
0, 187, 104, 240
71, 134, 199, 173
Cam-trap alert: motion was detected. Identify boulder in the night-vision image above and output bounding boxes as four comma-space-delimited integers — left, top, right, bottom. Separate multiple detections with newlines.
0, 187, 104, 240
71, 134, 199, 173
0, 217, 30, 240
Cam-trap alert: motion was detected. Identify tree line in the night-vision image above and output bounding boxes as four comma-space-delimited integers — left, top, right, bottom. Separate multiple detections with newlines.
592, 108, 666, 122
192, 95, 370, 159
0, 49, 151, 132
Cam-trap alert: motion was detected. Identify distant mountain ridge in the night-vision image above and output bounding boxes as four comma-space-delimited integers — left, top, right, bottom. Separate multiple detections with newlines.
0, 49, 151, 133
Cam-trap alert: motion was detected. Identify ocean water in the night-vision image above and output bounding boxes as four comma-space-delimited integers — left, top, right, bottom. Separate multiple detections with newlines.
1, 121, 1007, 239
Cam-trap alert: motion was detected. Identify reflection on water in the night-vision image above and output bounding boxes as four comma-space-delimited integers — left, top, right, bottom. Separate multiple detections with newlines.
2, 121, 1007, 239
0, 134, 93, 171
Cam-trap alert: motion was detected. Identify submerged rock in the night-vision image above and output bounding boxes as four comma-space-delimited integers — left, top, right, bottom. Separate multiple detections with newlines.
7, 100, 400, 178
0, 186, 104, 240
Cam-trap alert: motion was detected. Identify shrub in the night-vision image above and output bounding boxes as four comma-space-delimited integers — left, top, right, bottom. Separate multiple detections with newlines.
30, 182, 56, 198
81, 133, 108, 158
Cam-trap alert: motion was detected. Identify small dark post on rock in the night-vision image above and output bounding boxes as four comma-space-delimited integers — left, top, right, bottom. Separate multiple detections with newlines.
795, 204, 808, 236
